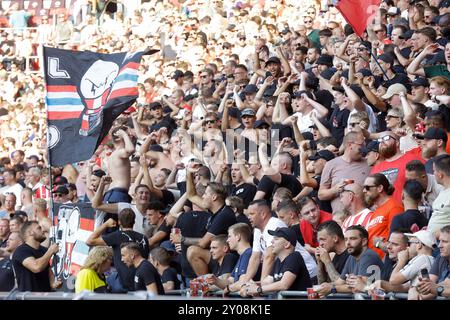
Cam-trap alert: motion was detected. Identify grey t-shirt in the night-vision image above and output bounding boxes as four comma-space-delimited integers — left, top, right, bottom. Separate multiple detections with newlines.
430, 255, 450, 283
340, 248, 384, 281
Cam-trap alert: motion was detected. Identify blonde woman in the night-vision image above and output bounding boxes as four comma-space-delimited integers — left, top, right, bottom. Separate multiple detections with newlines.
75, 246, 113, 293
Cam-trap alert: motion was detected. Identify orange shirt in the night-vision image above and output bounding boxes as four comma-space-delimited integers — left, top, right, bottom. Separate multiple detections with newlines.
366, 197, 404, 259
446, 133, 450, 154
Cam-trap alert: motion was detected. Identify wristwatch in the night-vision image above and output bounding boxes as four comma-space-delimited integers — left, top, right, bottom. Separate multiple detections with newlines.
257, 285, 263, 295
436, 285, 444, 297
330, 284, 337, 294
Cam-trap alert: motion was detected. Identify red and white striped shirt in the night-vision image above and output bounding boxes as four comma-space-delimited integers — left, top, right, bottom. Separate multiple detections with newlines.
34, 185, 51, 201
342, 208, 373, 233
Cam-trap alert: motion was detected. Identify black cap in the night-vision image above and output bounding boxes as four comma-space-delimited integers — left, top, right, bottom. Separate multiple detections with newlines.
149, 144, 164, 152
411, 77, 430, 87
149, 101, 163, 110
254, 120, 270, 129
332, 86, 345, 93
399, 29, 414, 40
361, 140, 380, 156
302, 132, 314, 140
320, 68, 336, 80
378, 53, 394, 65
241, 108, 256, 117
54, 185, 69, 195
243, 84, 258, 94
228, 107, 239, 118
316, 54, 334, 67
92, 169, 106, 178
54, 175, 68, 185
172, 70, 184, 80
268, 227, 297, 247
266, 56, 281, 65
357, 68, 372, 77
308, 150, 335, 161
415, 127, 448, 143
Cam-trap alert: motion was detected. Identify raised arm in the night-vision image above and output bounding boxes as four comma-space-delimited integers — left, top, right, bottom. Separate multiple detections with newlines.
91, 176, 119, 213
406, 43, 440, 77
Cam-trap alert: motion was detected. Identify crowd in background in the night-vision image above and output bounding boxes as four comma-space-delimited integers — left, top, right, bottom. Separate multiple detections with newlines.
0, 0, 450, 300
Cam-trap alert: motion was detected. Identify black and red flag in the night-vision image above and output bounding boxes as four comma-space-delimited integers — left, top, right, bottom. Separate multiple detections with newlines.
43, 47, 156, 166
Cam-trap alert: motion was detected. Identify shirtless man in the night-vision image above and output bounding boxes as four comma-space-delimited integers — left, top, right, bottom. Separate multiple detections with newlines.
103, 127, 135, 204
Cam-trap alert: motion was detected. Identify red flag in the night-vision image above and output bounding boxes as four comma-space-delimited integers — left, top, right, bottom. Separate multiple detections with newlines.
336, 0, 381, 37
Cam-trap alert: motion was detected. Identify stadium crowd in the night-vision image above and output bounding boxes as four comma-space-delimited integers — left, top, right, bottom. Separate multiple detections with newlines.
0, 0, 450, 299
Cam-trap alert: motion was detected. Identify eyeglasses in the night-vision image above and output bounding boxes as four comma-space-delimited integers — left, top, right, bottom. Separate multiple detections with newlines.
374, 30, 384, 34
363, 185, 377, 191
304, 20, 313, 24
377, 135, 396, 143
386, 115, 399, 120
239, 38, 246, 41
54, 193, 64, 197
408, 240, 420, 245
348, 122, 359, 127
204, 120, 216, 125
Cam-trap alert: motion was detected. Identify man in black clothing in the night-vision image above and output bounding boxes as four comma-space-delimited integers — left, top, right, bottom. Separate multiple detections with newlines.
328, 86, 351, 147
229, 163, 257, 208
207, 235, 238, 278
254, 152, 302, 201
0, 231, 23, 291
240, 227, 311, 297
390, 180, 428, 234
12, 221, 60, 292
316, 220, 349, 284
121, 242, 164, 295
275, 200, 305, 246
149, 247, 181, 291
176, 166, 236, 276
86, 208, 149, 293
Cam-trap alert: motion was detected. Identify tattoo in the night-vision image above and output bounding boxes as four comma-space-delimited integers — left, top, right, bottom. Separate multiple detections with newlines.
324, 261, 341, 283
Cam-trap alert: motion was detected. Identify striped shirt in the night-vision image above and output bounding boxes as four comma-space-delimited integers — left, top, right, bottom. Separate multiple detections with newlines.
342, 208, 373, 233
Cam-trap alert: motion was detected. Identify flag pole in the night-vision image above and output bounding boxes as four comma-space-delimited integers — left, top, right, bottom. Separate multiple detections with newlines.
359, 36, 390, 82
42, 45, 59, 283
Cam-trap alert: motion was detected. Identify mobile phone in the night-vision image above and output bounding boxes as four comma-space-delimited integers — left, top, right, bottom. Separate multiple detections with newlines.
420, 268, 429, 279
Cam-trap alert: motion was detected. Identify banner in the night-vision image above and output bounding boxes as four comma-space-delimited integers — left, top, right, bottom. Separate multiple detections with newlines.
52, 203, 95, 292
336, 0, 381, 37
43, 46, 156, 166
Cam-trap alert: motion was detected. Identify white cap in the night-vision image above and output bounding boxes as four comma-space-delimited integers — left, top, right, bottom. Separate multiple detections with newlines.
404, 230, 437, 248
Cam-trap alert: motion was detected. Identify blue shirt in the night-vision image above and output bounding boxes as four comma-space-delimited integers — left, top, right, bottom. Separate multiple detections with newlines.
232, 247, 252, 282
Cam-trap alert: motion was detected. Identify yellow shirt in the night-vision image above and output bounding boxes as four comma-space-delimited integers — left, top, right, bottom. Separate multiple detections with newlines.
75, 268, 107, 293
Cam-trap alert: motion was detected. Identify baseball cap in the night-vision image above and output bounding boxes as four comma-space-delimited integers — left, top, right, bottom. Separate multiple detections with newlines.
268, 227, 297, 247
92, 169, 106, 178
361, 140, 380, 156
316, 54, 334, 67
308, 150, 335, 162
266, 56, 281, 65
241, 108, 256, 117
54, 185, 69, 195
404, 230, 437, 248
254, 120, 270, 129
378, 53, 394, 65
381, 83, 407, 99
54, 176, 68, 185
411, 77, 430, 87
172, 70, 184, 80
357, 68, 373, 77
149, 101, 163, 110
149, 144, 164, 152
414, 127, 448, 143
387, 107, 404, 118
243, 84, 258, 94
399, 29, 414, 40
387, 7, 401, 15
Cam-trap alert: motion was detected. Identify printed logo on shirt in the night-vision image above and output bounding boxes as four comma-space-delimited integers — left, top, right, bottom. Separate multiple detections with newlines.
274, 272, 284, 282
380, 168, 399, 186
134, 276, 139, 283
235, 188, 244, 195
367, 215, 385, 229
333, 116, 338, 128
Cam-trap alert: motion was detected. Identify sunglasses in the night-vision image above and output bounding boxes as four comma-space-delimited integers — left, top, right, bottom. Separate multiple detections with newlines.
363, 185, 377, 191
304, 20, 313, 23
377, 135, 396, 142
200, 75, 208, 78
348, 122, 359, 127
239, 38, 246, 41
386, 115, 400, 119
54, 193, 64, 197
374, 30, 384, 33
204, 120, 216, 124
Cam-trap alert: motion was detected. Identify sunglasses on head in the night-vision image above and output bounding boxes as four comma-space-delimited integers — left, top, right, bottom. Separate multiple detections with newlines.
378, 135, 396, 142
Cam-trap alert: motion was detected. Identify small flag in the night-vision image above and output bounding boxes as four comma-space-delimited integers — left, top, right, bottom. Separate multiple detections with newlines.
336, 0, 381, 37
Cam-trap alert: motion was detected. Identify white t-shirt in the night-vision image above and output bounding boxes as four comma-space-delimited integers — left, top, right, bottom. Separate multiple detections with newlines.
117, 203, 146, 235
0, 183, 24, 209
252, 217, 317, 278
348, 103, 378, 133
400, 254, 435, 286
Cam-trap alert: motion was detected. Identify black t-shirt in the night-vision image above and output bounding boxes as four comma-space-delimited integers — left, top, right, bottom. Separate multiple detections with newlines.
381, 256, 395, 281
389, 209, 428, 235
155, 221, 172, 244
257, 174, 302, 201
175, 210, 211, 278
400, 47, 412, 59
161, 189, 175, 206
271, 251, 311, 291
12, 244, 51, 292
102, 230, 149, 291
236, 213, 251, 226
161, 267, 181, 290
0, 238, 8, 248
332, 250, 350, 275
231, 183, 257, 208
309, 175, 332, 213
384, 73, 411, 92
209, 252, 239, 277
207, 205, 237, 236
290, 224, 305, 246
328, 105, 350, 146
0, 258, 15, 291
134, 260, 165, 294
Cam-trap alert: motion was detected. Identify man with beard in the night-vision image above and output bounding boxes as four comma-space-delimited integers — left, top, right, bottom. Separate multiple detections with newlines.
319, 132, 370, 213
415, 127, 448, 174
12, 221, 60, 292
315, 221, 349, 284
0, 231, 23, 291
317, 225, 383, 297
370, 131, 424, 203
364, 173, 404, 259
